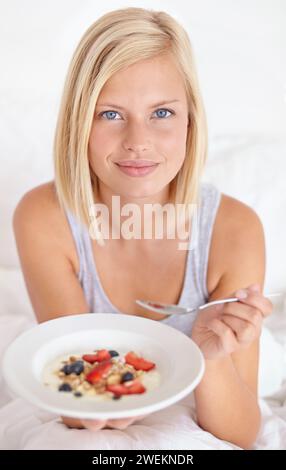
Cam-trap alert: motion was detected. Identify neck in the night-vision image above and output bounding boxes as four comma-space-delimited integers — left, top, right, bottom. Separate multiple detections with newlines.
91, 179, 190, 248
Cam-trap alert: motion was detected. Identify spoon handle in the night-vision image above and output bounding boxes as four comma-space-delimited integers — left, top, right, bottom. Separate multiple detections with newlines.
196, 292, 283, 312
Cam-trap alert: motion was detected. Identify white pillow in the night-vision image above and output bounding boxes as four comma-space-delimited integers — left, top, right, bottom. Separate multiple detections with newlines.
259, 326, 286, 398
203, 134, 286, 293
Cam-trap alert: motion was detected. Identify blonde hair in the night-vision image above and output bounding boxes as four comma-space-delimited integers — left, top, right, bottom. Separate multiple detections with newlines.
53, 6, 208, 229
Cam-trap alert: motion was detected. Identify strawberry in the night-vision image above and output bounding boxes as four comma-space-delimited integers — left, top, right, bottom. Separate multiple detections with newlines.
82, 354, 98, 364
85, 360, 112, 384
126, 380, 146, 394
106, 378, 146, 396
106, 384, 130, 395
82, 349, 111, 364
125, 351, 155, 371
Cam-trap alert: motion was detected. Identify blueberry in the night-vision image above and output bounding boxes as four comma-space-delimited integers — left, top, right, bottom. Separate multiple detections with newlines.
109, 350, 119, 357
74, 392, 82, 397
58, 383, 72, 392
61, 361, 84, 375
61, 364, 72, 375
112, 394, 121, 400
121, 372, 134, 382
69, 361, 84, 375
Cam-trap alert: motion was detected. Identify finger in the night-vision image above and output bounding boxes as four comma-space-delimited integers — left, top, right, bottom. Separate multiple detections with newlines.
209, 318, 239, 354
220, 314, 259, 345
134, 413, 150, 420
129, 414, 149, 424
81, 418, 107, 431
222, 303, 262, 327
235, 287, 273, 318
248, 283, 261, 293
106, 414, 149, 430
105, 417, 135, 430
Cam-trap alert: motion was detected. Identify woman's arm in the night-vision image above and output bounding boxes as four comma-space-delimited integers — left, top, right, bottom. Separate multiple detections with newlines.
194, 353, 261, 449
193, 197, 267, 449
13, 185, 94, 429
13, 184, 150, 431
13, 183, 90, 324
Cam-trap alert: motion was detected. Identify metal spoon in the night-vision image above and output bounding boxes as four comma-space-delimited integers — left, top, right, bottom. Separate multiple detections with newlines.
135, 292, 283, 316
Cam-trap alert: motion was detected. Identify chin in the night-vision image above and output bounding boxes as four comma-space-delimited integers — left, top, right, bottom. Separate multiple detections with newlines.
121, 190, 157, 200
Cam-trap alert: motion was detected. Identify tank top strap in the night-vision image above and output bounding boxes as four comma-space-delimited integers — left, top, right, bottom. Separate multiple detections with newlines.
64, 209, 93, 285
195, 182, 222, 300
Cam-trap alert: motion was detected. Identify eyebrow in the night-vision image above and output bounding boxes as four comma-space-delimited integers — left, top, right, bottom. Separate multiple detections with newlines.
96, 99, 181, 110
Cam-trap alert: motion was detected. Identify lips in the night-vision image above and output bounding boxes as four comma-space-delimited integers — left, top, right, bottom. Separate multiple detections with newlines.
114, 160, 160, 177
115, 160, 158, 168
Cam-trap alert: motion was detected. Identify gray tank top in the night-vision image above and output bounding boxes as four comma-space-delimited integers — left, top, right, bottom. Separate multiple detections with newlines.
65, 182, 221, 338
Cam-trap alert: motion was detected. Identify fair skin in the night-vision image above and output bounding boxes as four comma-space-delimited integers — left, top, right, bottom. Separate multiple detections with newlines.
12, 54, 272, 447
89, 53, 189, 209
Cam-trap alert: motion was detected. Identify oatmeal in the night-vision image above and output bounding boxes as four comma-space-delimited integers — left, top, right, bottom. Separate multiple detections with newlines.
42, 349, 161, 401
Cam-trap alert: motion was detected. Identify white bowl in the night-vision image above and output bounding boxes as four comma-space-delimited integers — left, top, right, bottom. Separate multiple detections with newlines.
2, 313, 205, 419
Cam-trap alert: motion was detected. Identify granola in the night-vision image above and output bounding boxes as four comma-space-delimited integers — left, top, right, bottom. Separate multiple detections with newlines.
42, 349, 160, 400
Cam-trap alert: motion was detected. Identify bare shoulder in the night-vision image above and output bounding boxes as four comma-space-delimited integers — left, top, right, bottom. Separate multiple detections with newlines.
217, 193, 264, 233
207, 192, 265, 298
13, 181, 88, 322
13, 180, 79, 273
14, 181, 61, 228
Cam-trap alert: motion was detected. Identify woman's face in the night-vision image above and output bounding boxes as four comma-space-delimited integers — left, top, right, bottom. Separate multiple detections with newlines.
88, 53, 190, 201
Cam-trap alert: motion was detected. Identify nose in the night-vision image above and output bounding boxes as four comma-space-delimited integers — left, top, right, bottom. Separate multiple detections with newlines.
123, 121, 152, 153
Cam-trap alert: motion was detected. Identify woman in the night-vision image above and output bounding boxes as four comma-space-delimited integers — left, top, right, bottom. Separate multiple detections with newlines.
13, 7, 273, 448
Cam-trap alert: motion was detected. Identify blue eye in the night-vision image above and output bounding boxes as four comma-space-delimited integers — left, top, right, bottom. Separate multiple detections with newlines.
154, 108, 173, 119
100, 110, 120, 120
99, 108, 174, 120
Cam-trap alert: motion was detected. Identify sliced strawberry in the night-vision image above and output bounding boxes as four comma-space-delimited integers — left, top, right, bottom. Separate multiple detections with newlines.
82, 349, 111, 364
106, 378, 146, 396
82, 354, 98, 364
106, 384, 130, 395
125, 351, 155, 371
86, 360, 112, 384
126, 380, 146, 394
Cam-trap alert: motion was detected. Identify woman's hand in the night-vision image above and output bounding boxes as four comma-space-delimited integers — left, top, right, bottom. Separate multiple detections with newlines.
61, 413, 150, 431
191, 283, 273, 360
